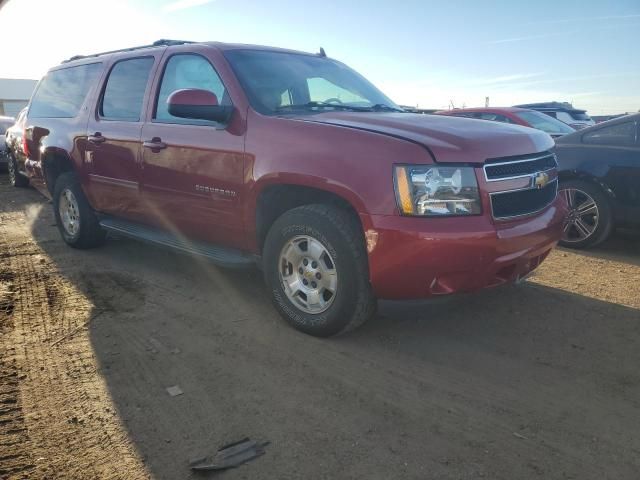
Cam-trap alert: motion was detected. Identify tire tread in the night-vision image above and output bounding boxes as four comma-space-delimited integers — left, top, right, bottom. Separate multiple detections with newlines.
264, 203, 376, 336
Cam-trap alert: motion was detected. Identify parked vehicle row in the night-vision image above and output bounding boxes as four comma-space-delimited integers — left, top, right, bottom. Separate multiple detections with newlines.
0, 115, 16, 171
5, 107, 28, 185
434, 107, 640, 247
436, 107, 576, 138
515, 102, 596, 130
4, 39, 567, 336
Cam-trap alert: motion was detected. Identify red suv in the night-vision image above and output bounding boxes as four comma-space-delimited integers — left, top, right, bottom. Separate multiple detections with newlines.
13, 40, 565, 336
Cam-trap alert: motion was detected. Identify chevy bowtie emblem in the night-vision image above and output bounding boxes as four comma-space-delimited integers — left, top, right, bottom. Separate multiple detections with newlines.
534, 171, 550, 189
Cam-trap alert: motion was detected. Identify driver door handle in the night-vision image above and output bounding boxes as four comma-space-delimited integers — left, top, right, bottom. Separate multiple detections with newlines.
143, 137, 167, 150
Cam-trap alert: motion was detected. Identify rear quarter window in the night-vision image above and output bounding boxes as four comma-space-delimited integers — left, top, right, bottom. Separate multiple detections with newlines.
29, 63, 102, 118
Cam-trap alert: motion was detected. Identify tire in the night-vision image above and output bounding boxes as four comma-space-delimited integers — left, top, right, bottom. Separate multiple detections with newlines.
53, 172, 106, 249
558, 179, 613, 249
263, 204, 376, 337
7, 154, 29, 188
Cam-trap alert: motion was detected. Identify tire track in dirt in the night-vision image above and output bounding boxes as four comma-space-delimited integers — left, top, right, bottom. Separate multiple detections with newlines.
0, 204, 149, 479
0, 232, 36, 479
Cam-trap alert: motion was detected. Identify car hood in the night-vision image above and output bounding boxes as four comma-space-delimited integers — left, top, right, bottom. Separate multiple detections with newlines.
296, 112, 554, 163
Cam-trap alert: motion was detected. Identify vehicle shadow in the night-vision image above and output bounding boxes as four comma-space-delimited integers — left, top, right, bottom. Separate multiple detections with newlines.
558, 228, 640, 266
15, 186, 640, 480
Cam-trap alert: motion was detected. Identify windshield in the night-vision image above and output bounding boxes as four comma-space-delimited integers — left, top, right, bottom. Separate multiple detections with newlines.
515, 110, 576, 134
224, 49, 401, 115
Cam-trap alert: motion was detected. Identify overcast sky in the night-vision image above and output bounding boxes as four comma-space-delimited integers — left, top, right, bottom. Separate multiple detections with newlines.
0, 0, 638, 114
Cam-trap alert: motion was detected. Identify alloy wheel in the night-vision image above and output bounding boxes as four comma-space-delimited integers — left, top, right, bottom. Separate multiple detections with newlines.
59, 189, 81, 237
561, 188, 599, 243
279, 235, 338, 314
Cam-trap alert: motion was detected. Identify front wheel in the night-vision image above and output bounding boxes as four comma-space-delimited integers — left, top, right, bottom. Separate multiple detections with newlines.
263, 204, 376, 337
559, 180, 612, 249
53, 172, 106, 249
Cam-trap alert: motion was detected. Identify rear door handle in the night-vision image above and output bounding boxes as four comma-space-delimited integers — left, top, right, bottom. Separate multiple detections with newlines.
143, 137, 166, 150
88, 133, 106, 144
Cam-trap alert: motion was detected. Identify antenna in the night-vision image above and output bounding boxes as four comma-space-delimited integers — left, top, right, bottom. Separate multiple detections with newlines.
319, 47, 326, 57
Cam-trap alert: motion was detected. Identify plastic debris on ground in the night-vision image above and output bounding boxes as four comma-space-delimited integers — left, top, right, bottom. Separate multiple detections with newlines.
190, 437, 268, 472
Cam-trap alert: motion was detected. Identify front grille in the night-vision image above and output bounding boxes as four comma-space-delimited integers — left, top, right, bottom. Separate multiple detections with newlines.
491, 180, 558, 219
484, 153, 557, 181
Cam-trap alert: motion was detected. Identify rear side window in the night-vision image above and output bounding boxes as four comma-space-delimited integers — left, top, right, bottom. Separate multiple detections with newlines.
582, 121, 636, 146
154, 54, 228, 124
556, 112, 573, 124
569, 111, 591, 121
29, 63, 102, 118
101, 57, 154, 121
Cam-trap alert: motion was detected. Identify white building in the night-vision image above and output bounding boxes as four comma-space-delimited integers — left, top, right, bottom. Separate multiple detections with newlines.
0, 78, 38, 117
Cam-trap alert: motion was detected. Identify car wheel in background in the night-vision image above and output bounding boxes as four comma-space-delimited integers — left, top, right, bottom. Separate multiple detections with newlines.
263, 204, 376, 337
53, 172, 106, 249
8, 155, 29, 188
559, 179, 612, 249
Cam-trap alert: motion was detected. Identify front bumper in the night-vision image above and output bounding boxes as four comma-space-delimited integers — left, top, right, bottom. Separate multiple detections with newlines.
365, 196, 566, 300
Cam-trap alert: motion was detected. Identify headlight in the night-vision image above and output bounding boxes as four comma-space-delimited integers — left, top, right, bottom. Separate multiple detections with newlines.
394, 165, 481, 216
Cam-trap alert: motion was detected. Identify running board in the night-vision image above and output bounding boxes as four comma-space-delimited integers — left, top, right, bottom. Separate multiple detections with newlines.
99, 217, 255, 268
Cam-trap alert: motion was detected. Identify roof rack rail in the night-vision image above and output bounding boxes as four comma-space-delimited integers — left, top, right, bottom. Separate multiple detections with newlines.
62, 39, 194, 63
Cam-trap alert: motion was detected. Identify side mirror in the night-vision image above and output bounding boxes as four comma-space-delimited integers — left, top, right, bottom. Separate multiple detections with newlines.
167, 89, 233, 124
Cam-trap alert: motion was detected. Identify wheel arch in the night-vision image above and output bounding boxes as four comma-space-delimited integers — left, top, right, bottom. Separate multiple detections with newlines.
558, 170, 617, 201
41, 147, 77, 195
251, 177, 370, 255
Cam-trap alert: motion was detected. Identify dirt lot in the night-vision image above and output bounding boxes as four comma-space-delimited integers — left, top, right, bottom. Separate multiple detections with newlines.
1, 173, 639, 480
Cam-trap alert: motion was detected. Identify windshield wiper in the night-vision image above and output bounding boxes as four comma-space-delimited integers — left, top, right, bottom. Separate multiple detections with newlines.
370, 103, 405, 112
275, 101, 372, 112
275, 101, 406, 114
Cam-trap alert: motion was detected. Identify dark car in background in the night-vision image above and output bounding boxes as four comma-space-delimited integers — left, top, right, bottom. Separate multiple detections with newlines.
436, 107, 575, 138
0, 115, 16, 170
555, 113, 639, 248
5, 107, 29, 185
515, 102, 595, 130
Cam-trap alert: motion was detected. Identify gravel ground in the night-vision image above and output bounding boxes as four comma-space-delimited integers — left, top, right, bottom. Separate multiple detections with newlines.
1, 173, 639, 479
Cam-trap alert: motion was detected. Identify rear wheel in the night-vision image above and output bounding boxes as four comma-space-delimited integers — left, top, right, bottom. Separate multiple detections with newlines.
53, 172, 106, 249
263, 204, 376, 337
8, 154, 29, 188
559, 179, 612, 249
